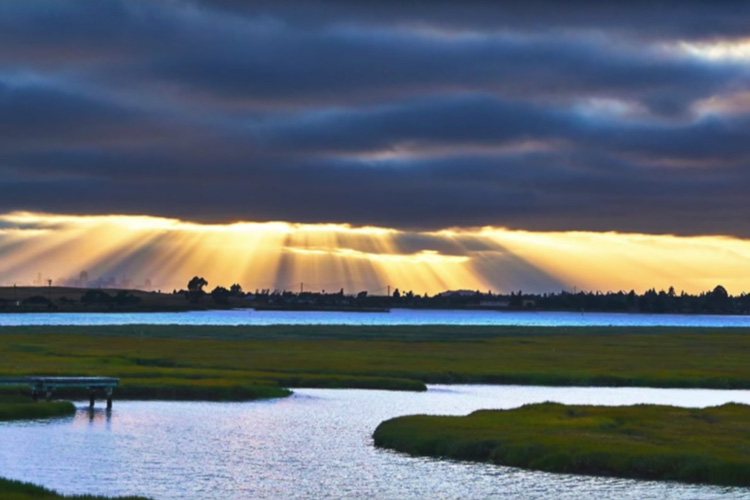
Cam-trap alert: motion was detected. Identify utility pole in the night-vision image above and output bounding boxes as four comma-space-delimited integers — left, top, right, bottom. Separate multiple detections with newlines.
300, 282, 303, 294
387, 285, 390, 297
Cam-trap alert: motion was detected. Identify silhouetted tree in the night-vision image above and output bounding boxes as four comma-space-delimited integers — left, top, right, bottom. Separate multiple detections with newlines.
707, 284, 730, 313
187, 276, 208, 292
229, 283, 243, 295
626, 290, 637, 309
187, 276, 208, 302
211, 286, 231, 305
712, 284, 728, 299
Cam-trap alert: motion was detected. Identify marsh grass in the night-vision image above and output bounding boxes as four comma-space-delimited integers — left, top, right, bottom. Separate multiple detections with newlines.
2, 325, 750, 393
0, 477, 150, 499
373, 402, 750, 486
0, 400, 75, 421
99, 379, 289, 401
3, 325, 750, 495
0, 388, 75, 421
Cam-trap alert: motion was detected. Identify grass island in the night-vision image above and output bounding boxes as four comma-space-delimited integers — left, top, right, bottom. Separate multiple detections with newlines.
374, 402, 750, 486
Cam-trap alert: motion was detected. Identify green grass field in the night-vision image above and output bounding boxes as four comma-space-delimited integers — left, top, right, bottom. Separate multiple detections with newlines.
373, 402, 750, 486
2, 325, 750, 396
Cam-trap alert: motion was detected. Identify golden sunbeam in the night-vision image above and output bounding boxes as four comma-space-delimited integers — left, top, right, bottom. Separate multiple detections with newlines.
1, 212, 749, 295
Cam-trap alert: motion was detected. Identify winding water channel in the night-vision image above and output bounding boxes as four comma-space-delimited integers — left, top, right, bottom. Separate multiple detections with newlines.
2, 385, 750, 499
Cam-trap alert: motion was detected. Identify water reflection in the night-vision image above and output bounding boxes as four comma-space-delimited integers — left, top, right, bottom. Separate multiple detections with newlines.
84, 408, 112, 427
1, 386, 750, 500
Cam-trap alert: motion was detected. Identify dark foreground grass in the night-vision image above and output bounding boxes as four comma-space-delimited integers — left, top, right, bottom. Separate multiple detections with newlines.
374, 402, 750, 486
0, 477, 149, 500
0, 399, 75, 421
0, 389, 75, 421
2, 325, 750, 394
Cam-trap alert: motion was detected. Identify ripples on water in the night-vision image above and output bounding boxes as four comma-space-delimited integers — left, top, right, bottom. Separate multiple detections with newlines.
2, 386, 750, 499
2, 308, 750, 327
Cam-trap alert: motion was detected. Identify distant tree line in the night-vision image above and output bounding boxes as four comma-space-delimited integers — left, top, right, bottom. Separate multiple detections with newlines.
381, 284, 743, 314
182, 276, 244, 306
0, 289, 142, 311
180, 276, 749, 314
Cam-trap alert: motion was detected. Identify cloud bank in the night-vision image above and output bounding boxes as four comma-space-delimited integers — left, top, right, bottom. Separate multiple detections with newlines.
1, 1, 749, 235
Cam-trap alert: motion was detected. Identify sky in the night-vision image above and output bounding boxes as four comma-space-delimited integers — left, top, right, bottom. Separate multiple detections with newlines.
1, 1, 750, 294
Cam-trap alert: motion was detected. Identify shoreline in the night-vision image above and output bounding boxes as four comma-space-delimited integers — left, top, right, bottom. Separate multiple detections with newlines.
1, 286, 749, 316
374, 402, 750, 487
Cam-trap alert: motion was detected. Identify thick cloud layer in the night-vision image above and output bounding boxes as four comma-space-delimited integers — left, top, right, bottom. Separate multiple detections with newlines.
1, 1, 749, 234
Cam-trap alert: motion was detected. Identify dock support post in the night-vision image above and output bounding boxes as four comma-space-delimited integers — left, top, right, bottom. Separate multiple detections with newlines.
45, 389, 52, 402
31, 390, 38, 402
106, 387, 113, 410
89, 388, 95, 408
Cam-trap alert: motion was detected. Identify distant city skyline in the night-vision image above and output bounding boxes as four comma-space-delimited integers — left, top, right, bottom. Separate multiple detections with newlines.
26, 269, 153, 291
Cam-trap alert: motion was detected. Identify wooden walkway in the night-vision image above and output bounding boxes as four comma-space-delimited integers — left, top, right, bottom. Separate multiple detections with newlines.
0, 376, 119, 409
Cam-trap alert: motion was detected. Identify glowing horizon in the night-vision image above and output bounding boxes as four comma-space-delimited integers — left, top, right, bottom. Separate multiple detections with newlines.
1, 212, 748, 296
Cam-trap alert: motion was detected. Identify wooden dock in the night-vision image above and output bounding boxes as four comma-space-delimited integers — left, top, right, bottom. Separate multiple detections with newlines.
0, 376, 119, 409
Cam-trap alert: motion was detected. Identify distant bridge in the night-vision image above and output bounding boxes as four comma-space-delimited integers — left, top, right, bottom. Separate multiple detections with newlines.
0, 376, 119, 409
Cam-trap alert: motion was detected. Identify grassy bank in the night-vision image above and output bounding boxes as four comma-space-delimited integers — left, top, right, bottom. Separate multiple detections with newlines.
0, 476, 149, 500
49, 380, 291, 402
0, 399, 75, 421
0, 389, 75, 421
373, 402, 750, 486
2, 325, 750, 393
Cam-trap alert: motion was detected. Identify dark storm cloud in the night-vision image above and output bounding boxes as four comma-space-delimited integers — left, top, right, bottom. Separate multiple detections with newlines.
197, 1, 750, 41
0, 82, 133, 143
1, 0, 749, 235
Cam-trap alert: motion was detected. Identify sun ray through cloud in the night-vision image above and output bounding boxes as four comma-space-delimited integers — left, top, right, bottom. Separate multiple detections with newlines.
1, 212, 749, 295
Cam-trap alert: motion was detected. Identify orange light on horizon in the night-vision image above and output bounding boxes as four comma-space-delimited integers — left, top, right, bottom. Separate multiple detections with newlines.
1, 211, 749, 296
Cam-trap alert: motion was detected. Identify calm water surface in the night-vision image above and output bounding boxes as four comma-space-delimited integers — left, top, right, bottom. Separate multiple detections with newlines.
2, 308, 750, 326
2, 385, 750, 499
